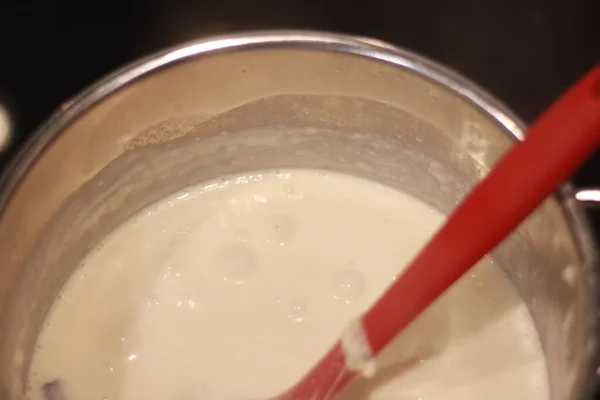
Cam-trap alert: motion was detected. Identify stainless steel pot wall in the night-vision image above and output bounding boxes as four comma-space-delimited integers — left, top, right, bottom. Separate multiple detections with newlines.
0, 31, 597, 399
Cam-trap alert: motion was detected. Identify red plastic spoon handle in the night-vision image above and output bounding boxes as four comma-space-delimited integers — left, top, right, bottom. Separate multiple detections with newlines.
363, 64, 600, 354
277, 65, 600, 400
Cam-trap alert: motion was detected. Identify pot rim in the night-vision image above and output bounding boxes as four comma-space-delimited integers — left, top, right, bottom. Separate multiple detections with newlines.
0, 30, 597, 398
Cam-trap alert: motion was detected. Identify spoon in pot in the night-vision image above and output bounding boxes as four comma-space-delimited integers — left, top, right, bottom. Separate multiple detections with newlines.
274, 64, 600, 400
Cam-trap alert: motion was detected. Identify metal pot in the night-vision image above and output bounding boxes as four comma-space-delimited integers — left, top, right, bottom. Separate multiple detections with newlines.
0, 31, 598, 400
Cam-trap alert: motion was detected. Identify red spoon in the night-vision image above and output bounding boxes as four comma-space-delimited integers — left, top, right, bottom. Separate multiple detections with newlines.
275, 64, 600, 400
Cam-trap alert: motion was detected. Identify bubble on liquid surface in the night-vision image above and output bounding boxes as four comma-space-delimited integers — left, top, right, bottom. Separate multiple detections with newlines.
177, 295, 196, 309
162, 266, 182, 284
332, 269, 366, 303
235, 229, 249, 242
287, 300, 307, 322
283, 185, 304, 200
106, 362, 115, 372
147, 293, 159, 306
266, 215, 295, 245
217, 245, 258, 283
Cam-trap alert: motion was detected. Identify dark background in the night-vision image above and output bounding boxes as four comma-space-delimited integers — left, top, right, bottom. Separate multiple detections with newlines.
0, 1, 598, 204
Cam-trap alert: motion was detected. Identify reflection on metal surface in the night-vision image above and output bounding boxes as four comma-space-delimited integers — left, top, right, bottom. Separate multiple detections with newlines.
574, 189, 600, 205
0, 105, 11, 151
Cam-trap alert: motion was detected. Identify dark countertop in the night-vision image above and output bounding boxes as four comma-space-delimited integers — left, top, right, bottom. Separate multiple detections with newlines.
0, 0, 598, 205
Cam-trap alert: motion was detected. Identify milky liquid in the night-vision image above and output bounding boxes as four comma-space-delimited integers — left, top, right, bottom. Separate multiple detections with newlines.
27, 169, 548, 400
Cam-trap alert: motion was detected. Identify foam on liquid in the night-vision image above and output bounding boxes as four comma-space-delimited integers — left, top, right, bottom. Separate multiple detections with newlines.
27, 169, 548, 400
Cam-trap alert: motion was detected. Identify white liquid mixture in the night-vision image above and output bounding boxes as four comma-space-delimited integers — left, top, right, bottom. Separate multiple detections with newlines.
27, 169, 548, 400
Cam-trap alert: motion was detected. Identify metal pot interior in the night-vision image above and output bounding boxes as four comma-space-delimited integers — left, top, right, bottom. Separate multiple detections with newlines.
0, 41, 593, 399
